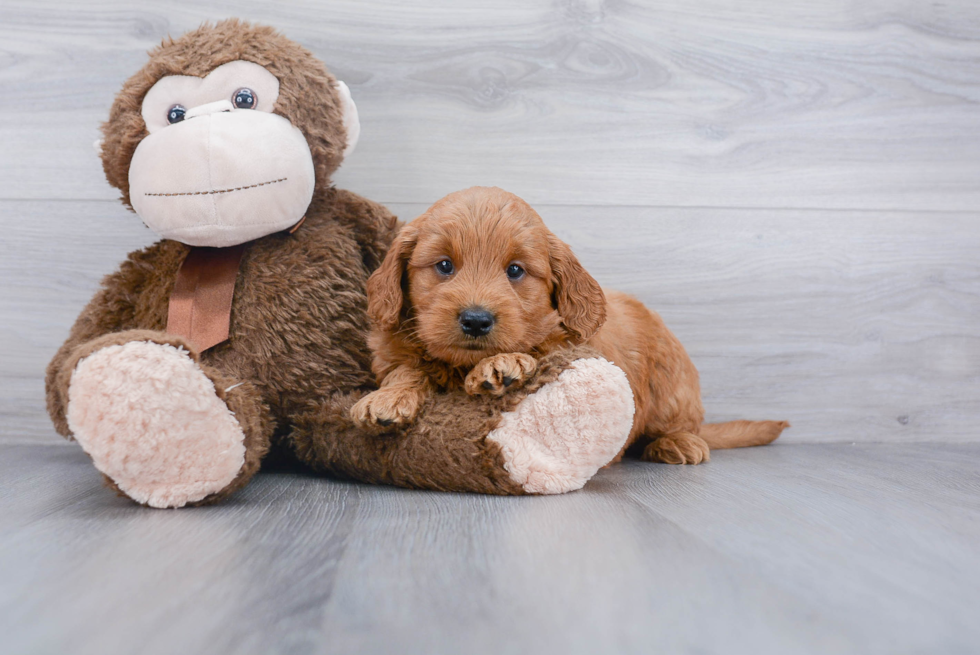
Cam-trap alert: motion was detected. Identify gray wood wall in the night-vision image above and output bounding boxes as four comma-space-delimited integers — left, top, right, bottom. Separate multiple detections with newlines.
2, 1, 978, 444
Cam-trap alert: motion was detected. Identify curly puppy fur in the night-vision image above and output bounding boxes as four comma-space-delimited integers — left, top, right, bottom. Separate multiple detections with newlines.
360, 186, 788, 464
49, 22, 582, 504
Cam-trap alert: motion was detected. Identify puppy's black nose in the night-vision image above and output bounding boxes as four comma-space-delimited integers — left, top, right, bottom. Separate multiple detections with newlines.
459, 307, 495, 337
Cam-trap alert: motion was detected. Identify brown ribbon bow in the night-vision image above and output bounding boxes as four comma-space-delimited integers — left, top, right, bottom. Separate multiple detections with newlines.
166, 217, 305, 352
167, 245, 247, 352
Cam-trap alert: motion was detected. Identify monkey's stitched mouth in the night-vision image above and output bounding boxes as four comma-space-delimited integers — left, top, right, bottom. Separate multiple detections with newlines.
144, 177, 287, 197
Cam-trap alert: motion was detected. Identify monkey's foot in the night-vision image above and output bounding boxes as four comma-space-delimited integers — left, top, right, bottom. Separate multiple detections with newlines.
487, 357, 634, 494
67, 341, 246, 508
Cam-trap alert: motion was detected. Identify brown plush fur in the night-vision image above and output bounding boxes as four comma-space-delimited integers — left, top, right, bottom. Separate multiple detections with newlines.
292, 344, 603, 495
359, 187, 788, 463
46, 22, 572, 504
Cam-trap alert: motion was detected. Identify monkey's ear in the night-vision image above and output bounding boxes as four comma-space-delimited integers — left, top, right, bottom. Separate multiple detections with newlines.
335, 81, 360, 159
548, 233, 606, 343
367, 224, 418, 332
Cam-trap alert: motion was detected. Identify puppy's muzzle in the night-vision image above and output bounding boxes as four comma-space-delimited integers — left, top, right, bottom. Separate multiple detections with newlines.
458, 307, 495, 337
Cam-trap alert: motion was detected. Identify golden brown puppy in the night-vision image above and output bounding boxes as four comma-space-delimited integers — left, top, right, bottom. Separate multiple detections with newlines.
352, 186, 788, 464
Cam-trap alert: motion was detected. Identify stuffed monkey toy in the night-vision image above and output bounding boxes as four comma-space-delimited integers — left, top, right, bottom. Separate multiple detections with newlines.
44, 20, 635, 508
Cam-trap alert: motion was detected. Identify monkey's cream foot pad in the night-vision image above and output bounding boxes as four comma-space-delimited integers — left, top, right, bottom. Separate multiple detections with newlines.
66, 341, 246, 508
488, 357, 635, 494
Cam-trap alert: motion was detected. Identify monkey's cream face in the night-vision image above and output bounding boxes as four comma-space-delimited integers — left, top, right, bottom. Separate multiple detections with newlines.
128, 60, 358, 247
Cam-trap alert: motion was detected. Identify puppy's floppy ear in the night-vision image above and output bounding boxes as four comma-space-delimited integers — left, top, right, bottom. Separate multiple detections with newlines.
548, 232, 606, 343
367, 224, 418, 331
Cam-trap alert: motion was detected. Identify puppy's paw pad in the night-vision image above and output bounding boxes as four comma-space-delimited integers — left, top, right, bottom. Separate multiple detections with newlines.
465, 353, 537, 396
351, 387, 424, 428
643, 433, 710, 465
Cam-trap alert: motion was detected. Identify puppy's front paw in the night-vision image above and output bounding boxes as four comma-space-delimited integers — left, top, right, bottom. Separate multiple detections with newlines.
465, 353, 537, 396
351, 387, 425, 428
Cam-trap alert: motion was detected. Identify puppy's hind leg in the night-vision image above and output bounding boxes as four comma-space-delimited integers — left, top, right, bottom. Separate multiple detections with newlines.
641, 431, 711, 465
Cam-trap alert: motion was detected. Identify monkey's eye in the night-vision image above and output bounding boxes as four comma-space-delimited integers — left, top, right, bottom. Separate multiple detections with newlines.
506, 263, 525, 280
435, 259, 454, 276
233, 87, 257, 109
167, 105, 186, 124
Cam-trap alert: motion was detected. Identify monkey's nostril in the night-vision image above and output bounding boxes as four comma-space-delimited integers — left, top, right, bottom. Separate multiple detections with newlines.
458, 307, 495, 337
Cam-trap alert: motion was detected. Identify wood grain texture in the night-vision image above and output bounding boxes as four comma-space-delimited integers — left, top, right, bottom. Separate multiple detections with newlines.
4, 199, 976, 444
1, 1, 980, 208
0, 446, 359, 655
2, 443, 978, 654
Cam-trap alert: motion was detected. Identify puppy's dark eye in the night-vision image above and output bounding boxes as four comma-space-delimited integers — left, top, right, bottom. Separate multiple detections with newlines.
233, 87, 257, 109
506, 263, 525, 280
167, 105, 186, 124
435, 259, 454, 276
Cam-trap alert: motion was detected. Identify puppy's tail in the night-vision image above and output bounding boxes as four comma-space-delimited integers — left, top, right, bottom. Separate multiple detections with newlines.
698, 420, 790, 450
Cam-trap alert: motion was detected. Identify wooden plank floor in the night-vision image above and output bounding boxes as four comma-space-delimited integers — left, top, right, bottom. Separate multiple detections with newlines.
1, 442, 978, 654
